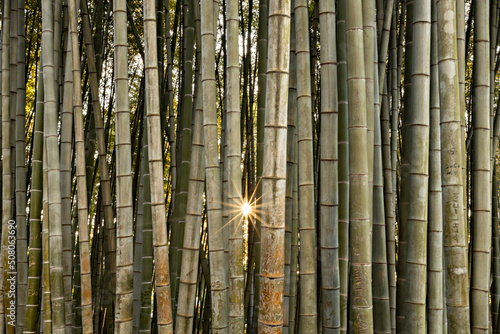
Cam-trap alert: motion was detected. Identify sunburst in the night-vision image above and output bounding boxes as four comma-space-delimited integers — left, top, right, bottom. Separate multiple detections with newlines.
210, 176, 269, 240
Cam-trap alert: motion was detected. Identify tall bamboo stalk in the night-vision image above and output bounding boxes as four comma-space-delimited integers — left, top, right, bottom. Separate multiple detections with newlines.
59, 25, 74, 334
1, 0, 12, 329
396, 1, 413, 329
253, 0, 268, 326
140, 126, 154, 333
372, 40, 391, 334
15, 1, 28, 330
42, 0, 66, 331
427, 1, 443, 330
336, 1, 350, 332
225, 0, 243, 330
318, 0, 340, 330
403, 0, 431, 330
200, 0, 229, 330
294, 0, 317, 330
114, 0, 134, 330
69, 0, 93, 330
143, 0, 174, 330
285, 6, 298, 332
175, 73, 205, 334
80, 0, 116, 290
170, 0, 195, 307
346, 0, 374, 331
436, 0, 470, 331
387, 5, 398, 331
42, 144, 52, 334
25, 54, 44, 334
470, 0, 491, 331
257, 0, 290, 330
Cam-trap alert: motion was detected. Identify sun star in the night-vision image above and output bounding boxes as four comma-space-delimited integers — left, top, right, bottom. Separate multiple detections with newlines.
241, 201, 252, 218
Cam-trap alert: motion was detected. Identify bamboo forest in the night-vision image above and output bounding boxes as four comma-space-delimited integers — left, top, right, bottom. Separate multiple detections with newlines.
2, 0, 500, 333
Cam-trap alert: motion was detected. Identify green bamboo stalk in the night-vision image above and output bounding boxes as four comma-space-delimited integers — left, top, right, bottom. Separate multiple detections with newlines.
114, 0, 134, 330
380, 79, 396, 334
490, 0, 499, 160
285, 6, 298, 331
170, 0, 195, 308
470, 1, 491, 331
376, 0, 395, 94
318, 0, 340, 331
42, 141, 52, 334
200, 0, 229, 330
362, 0, 375, 217
80, 0, 116, 290
403, 0, 431, 330
387, 5, 398, 331
143, 0, 174, 329
372, 38, 391, 334
436, 0, 470, 331
346, 0, 374, 331
25, 53, 44, 334
257, 0, 290, 330
252, 0, 268, 326
69, 0, 93, 330
1, 0, 12, 330
133, 147, 145, 333
175, 74, 205, 333
288, 149, 299, 334
140, 126, 153, 333
15, 1, 28, 331
7, 1, 18, 332
42, 0, 66, 330
59, 26, 74, 334
225, 0, 243, 330
396, 1, 413, 329
72, 236, 82, 334
427, 1, 443, 330
294, 0, 317, 330
376, 0, 384, 42
336, 1, 350, 332
456, 0, 467, 238
283, 10, 295, 329
52, 0, 61, 107
494, 167, 500, 331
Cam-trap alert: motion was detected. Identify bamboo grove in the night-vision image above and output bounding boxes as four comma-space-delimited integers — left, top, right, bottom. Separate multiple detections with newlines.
2, 0, 500, 333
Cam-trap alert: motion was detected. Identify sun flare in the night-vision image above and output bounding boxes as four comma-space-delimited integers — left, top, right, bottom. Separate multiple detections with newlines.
241, 201, 252, 217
